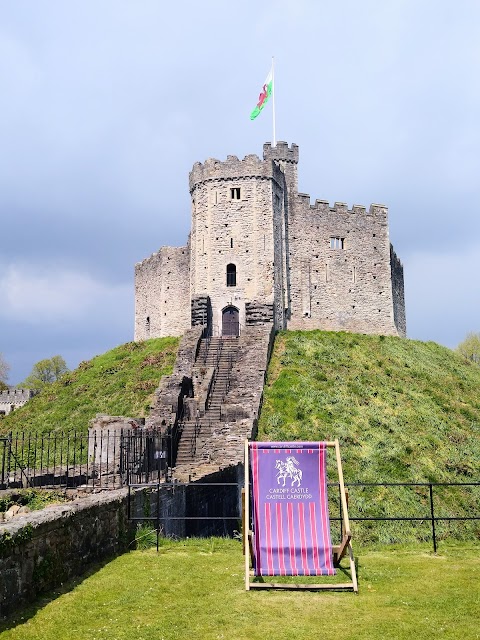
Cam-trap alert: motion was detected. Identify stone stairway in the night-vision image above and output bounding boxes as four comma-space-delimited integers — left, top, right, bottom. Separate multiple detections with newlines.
175, 336, 238, 466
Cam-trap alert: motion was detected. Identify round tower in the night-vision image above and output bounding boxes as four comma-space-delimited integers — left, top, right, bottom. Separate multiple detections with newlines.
188, 150, 288, 335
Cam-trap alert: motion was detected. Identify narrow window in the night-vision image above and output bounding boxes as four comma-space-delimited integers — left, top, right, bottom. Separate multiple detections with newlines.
230, 238, 233, 248
330, 237, 345, 249
230, 187, 241, 200
226, 263, 237, 287
145, 316, 150, 335
325, 264, 329, 282
353, 266, 356, 283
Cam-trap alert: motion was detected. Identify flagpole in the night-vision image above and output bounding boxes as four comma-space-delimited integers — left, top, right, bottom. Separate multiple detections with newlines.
272, 56, 276, 147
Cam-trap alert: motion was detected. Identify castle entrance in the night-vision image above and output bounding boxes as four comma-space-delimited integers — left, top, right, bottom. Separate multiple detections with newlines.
222, 306, 239, 336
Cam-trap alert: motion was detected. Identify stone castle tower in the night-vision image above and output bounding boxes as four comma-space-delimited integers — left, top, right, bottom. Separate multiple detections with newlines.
134, 142, 406, 340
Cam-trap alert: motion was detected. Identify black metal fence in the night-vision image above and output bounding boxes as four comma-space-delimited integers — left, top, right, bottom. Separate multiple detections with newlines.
1, 431, 478, 550
0, 430, 172, 490
339, 481, 480, 552
128, 479, 480, 552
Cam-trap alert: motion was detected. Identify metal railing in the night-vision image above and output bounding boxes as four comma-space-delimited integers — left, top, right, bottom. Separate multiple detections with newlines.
128, 479, 479, 551
0, 430, 172, 490
336, 481, 480, 552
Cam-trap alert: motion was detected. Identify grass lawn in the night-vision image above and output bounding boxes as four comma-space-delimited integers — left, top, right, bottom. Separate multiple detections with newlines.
1, 539, 478, 640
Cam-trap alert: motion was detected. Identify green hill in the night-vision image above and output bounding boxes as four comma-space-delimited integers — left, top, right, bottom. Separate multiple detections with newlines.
0, 338, 179, 435
258, 331, 480, 543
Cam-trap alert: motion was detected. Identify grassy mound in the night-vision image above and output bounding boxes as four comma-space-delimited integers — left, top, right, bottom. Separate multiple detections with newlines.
258, 331, 480, 542
0, 338, 179, 435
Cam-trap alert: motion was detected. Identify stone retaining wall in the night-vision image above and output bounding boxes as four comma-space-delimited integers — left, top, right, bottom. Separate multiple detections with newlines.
0, 489, 133, 617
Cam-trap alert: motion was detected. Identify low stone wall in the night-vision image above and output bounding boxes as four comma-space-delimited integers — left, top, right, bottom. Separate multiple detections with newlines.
0, 489, 133, 617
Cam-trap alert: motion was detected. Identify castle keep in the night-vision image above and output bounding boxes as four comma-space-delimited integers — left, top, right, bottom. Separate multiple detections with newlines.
135, 142, 406, 340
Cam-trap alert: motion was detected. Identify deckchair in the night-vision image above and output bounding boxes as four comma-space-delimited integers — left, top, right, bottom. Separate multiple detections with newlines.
243, 439, 358, 592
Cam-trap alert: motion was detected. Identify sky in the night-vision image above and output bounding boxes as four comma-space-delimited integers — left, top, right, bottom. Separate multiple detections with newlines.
1, 0, 479, 385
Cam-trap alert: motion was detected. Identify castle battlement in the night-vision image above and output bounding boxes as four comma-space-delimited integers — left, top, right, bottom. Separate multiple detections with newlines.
0, 389, 37, 415
189, 153, 279, 192
135, 141, 406, 343
135, 246, 188, 269
295, 194, 388, 218
263, 141, 299, 164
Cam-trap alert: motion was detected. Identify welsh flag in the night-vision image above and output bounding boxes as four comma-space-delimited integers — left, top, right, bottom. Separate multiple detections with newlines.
250, 67, 273, 120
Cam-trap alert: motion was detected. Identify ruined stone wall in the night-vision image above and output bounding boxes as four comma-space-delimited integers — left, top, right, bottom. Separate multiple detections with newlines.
134, 244, 190, 340
189, 155, 285, 333
288, 198, 400, 336
146, 326, 204, 431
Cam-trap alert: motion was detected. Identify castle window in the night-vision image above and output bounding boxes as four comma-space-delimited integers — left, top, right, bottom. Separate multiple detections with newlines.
226, 263, 237, 287
145, 317, 150, 335
330, 237, 345, 249
230, 238, 233, 248
230, 187, 241, 200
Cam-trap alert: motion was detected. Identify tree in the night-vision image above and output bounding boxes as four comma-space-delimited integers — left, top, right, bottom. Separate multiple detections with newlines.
22, 355, 69, 390
0, 352, 9, 389
456, 332, 480, 365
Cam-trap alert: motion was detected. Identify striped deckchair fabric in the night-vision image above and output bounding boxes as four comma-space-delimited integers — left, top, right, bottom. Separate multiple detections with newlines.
244, 439, 358, 592
250, 442, 334, 576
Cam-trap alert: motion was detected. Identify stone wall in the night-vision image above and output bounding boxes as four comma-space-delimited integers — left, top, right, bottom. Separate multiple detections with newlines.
390, 245, 407, 336
287, 198, 403, 336
0, 489, 133, 616
134, 141, 406, 341
145, 326, 204, 431
0, 389, 36, 416
196, 325, 274, 466
189, 154, 286, 335
134, 244, 191, 340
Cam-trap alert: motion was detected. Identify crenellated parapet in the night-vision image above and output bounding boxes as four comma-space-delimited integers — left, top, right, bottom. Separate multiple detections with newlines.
135, 139, 405, 343
263, 141, 299, 164
295, 194, 388, 219
135, 245, 188, 271
189, 153, 282, 193
0, 389, 37, 415
0, 388, 36, 403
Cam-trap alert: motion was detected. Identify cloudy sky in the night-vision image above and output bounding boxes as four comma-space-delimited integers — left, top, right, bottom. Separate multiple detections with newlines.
1, 0, 479, 384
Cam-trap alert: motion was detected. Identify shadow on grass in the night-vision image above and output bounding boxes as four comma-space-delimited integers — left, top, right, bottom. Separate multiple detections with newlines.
249, 557, 360, 591
0, 553, 120, 633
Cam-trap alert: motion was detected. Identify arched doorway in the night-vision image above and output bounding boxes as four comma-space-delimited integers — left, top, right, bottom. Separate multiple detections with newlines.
222, 306, 239, 336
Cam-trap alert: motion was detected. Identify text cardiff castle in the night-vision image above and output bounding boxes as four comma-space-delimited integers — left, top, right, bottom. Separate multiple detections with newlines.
134, 142, 406, 340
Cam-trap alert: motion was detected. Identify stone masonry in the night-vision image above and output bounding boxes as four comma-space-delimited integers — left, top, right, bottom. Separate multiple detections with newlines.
0, 389, 37, 416
134, 141, 406, 340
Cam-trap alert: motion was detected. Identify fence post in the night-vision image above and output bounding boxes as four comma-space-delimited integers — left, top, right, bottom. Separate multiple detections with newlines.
429, 483, 437, 553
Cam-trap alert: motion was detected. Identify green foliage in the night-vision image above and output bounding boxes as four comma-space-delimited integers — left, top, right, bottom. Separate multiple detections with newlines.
0, 524, 33, 557
0, 540, 478, 639
134, 524, 158, 550
456, 331, 480, 365
0, 490, 68, 513
0, 352, 9, 385
21, 355, 69, 390
0, 338, 179, 435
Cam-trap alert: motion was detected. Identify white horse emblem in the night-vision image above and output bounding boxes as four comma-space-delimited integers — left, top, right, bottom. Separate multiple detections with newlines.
275, 456, 303, 488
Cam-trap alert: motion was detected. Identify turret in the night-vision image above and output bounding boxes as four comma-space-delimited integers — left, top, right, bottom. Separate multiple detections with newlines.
263, 141, 299, 196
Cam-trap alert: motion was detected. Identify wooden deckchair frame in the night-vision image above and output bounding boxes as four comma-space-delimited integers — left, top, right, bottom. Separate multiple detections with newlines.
243, 439, 358, 592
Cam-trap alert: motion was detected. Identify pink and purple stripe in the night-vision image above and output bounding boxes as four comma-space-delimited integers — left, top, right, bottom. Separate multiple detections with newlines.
249, 442, 335, 577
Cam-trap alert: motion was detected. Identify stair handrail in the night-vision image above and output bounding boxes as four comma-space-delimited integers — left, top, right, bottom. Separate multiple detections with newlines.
205, 339, 224, 411
190, 415, 201, 458
221, 348, 237, 404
